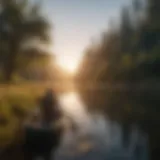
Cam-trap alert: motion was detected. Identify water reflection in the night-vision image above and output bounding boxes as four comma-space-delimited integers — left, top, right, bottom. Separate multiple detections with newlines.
55, 92, 149, 160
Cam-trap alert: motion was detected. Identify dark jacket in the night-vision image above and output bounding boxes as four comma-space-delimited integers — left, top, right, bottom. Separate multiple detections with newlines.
40, 89, 61, 126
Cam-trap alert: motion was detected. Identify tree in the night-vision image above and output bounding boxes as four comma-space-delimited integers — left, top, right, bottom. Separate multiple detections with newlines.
16, 48, 53, 81
119, 7, 134, 53
0, 0, 51, 82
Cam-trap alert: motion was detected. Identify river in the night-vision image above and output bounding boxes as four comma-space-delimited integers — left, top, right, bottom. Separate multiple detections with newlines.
53, 92, 149, 160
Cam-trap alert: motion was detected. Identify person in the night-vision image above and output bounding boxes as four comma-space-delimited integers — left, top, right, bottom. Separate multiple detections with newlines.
40, 88, 62, 127
23, 88, 63, 160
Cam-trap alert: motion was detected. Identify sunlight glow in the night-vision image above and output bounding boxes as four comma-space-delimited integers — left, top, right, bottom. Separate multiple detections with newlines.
49, 44, 82, 74
56, 55, 79, 74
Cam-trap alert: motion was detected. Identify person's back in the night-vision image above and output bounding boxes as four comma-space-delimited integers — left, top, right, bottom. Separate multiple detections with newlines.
40, 88, 61, 127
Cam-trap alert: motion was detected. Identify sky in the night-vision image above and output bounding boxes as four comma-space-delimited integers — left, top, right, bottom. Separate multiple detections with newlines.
42, 0, 130, 72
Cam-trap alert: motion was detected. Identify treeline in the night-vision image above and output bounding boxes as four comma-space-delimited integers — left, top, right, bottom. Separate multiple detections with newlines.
0, 0, 57, 83
77, 0, 160, 84
76, 0, 160, 120
76, 0, 160, 159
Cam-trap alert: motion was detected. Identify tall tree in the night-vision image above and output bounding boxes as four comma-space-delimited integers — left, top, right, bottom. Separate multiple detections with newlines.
0, 0, 50, 82
119, 7, 134, 53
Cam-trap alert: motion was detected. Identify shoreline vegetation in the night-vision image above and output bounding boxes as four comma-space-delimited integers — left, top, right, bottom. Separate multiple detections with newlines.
0, 82, 73, 149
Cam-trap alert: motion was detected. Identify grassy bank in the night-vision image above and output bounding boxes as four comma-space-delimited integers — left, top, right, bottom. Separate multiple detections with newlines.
0, 84, 43, 149
0, 82, 73, 149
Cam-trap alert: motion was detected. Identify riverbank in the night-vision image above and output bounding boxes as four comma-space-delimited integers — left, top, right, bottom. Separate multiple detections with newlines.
0, 82, 74, 149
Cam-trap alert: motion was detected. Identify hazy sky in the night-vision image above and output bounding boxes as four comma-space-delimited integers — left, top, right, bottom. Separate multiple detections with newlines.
43, 0, 130, 71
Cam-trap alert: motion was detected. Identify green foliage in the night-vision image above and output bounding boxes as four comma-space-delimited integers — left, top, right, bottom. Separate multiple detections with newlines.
0, 0, 51, 82
77, 0, 160, 84
0, 85, 38, 148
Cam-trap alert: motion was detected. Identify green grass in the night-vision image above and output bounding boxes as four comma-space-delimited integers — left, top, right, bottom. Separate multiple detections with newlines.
0, 82, 75, 149
0, 83, 59, 149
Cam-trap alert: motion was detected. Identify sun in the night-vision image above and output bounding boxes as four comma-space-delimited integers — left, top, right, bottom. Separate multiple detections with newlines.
56, 56, 79, 74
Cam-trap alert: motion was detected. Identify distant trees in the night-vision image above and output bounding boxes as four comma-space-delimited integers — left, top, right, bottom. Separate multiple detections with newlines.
77, 0, 160, 84
0, 0, 51, 82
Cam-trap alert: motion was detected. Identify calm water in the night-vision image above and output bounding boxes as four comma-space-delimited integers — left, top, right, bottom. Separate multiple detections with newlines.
52, 92, 149, 160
